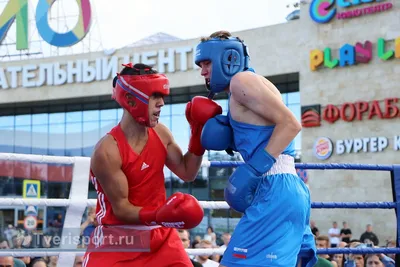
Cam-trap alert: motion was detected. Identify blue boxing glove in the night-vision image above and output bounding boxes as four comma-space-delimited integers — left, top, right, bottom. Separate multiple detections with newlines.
224, 145, 276, 213
201, 115, 237, 156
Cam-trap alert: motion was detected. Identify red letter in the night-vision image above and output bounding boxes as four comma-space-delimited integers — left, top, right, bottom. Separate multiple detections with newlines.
383, 98, 399, 119
340, 103, 356, 122
368, 100, 383, 120
355, 101, 369, 120
355, 41, 372, 63
323, 104, 340, 124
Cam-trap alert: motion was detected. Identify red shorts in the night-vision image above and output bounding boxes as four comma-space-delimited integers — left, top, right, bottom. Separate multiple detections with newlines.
82, 227, 192, 267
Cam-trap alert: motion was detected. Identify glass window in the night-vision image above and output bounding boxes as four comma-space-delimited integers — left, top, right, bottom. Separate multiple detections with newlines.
164, 166, 172, 181
117, 108, 124, 120
279, 93, 285, 104
48, 124, 65, 156
288, 103, 301, 122
170, 115, 189, 153
83, 110, 99, 122
0, 116, 14, 127
171, 177, 189, 194
49, 113, 65, 124
163, 104, 171, 117
14, 126, 31, 154
0, 178, 18, 196
88, 182, 97, 199
294, 131, 302, 151
159, 116, 171, 130
100, 120, 117, 137
65, 122, 82, 133
215, 99, 228, 114
100, 109, 117, 121
83, 121, 100, 156
164, 177, 172, 196
47, 182, 71, 198
15, 114, 31, 126
171, 103, 186, 115
191, 178, 209, 201
66, 123, 82, 156
288, 91, 300, 104
32, 125, 48, 155
210, 177, 227, 201
66, 111, 82, 123
0, 127, 14, 153
83, 146, 95, 157
32, 114, 48, 125
288, 103, 301, 150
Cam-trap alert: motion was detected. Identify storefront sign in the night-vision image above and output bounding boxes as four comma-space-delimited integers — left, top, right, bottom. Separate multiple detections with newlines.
309, 0, 393, 24
0, 0, 92, 50
314, 137, 334, 160
310, 37, 400, 71
302, 97, 399, 127
0, 46, 199, 89
22, 180, 40, 231
314, 135, 400, 159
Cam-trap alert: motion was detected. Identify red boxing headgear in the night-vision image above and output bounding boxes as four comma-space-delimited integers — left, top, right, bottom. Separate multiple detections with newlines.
112, 65, 170, 126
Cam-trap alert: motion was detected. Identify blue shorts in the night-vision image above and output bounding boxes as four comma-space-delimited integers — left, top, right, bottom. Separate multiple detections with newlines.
220, 173, 318, 267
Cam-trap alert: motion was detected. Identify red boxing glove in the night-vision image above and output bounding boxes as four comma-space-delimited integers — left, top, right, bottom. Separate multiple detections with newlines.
139, 192, 204, 229
186, 96, 222, 156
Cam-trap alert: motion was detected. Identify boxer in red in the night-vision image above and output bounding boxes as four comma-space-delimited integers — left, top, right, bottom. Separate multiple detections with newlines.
82, 63, 222, 267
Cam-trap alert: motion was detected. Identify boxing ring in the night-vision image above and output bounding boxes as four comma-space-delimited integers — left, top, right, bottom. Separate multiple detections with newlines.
0, 152, 400, 266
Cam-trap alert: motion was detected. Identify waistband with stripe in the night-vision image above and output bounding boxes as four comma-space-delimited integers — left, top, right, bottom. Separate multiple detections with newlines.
263, 154, 297, 176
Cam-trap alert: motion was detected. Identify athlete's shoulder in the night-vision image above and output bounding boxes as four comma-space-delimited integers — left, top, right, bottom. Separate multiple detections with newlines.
154, 122, 173, 144
154, 122, 170, 134
231, 70, 258, 84
91, 134, 121, 167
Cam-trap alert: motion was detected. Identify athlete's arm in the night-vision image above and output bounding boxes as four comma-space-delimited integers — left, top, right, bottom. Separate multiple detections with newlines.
90, 136, 141, 224
230, 71, 301, 158
157, 123, 202, 182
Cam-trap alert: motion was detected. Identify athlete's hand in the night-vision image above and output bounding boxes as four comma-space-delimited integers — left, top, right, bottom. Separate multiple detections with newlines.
201, 115, 237, 156
139, 192, 204, 229
224, 146, 276, 213
186, 96, 222, 156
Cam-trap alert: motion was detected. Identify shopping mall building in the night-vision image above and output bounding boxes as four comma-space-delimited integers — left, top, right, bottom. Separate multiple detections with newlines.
0, 1, 399, 242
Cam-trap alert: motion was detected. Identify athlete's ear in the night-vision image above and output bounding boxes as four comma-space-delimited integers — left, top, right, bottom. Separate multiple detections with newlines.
125, 94, 136, 107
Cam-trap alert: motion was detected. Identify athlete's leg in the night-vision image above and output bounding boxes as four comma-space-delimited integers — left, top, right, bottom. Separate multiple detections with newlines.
297, 184, 318, 267
221, 173, 310, 267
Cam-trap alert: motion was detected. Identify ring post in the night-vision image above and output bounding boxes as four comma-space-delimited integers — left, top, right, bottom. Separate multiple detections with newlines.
391, 164, 400, 264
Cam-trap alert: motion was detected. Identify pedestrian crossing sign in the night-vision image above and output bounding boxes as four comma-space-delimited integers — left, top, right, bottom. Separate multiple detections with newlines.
23, 180, 41, 199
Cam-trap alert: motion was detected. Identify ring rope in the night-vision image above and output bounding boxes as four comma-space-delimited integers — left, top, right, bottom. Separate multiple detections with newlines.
0, 153, 399, 259
0, 247, 400, 257
0, 199, 395, 209
208, 161, 394, 171
0, 152, 395, 171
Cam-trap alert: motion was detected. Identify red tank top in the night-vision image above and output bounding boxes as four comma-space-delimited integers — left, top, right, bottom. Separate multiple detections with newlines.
90, 124, 168, 225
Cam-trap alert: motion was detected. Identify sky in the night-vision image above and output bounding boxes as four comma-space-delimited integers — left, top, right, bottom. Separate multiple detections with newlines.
93, 0, 298, 49
0, 0, 299, 59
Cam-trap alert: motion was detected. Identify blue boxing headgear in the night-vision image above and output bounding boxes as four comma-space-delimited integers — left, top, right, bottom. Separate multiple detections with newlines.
195, 37, 250, 94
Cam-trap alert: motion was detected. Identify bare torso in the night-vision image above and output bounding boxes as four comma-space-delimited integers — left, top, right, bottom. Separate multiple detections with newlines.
229, 74, 282, 126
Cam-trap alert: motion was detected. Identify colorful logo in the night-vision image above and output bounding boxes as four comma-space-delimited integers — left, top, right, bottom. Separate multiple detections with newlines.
0, 0, 92, 50
313, 137, 333, 160
301, 105, 321, 128
309, 0, 336, 24
309, 0, 392, 24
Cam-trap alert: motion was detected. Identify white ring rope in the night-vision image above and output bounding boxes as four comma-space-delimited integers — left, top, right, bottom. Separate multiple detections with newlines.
0, 198, 230, 209
0, 152, 213, 167
0, 248, 226, 257
0, 153, 77, 164
0, 152, 232, 260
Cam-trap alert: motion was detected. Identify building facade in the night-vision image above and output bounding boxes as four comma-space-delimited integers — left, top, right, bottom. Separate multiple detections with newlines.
0, 0, 399, 242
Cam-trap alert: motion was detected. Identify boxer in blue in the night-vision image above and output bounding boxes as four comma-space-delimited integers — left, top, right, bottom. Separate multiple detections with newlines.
195, 30, 318, 267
